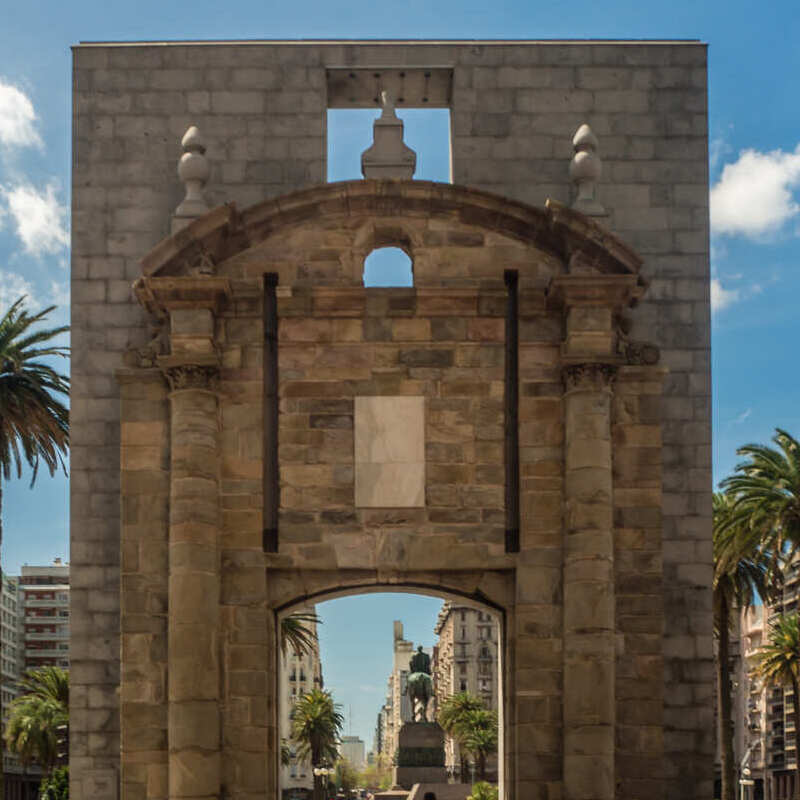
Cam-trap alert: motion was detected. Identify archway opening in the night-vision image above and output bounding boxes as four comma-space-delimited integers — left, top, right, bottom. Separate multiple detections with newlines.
363, 247, 414, 287
277, 590, 504, 800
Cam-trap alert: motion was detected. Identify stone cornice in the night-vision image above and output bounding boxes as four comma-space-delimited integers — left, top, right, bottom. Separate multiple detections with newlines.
546, 274, 643, 310
138, 180, 645, 280
133, 275, 232, 317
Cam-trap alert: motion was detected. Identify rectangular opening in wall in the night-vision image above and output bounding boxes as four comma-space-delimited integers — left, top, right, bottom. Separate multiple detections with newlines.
327, 107, 452, 183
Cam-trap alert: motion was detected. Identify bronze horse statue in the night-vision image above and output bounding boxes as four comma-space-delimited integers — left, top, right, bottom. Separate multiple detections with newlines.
405, 646, 434, 722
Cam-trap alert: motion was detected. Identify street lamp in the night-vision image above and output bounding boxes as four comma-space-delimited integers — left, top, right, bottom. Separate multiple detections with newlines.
314, 765, 335, 800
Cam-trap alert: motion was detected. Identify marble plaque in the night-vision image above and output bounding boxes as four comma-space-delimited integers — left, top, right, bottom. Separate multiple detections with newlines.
355, 396, 425, 507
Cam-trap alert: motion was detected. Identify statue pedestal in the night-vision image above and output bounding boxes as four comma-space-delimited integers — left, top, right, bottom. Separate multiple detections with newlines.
393, 722, 447, 790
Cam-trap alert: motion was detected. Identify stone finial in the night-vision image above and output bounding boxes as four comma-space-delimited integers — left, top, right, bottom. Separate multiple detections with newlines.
173, 126, 210, 231
360, 91, 417, 180
569, 123, 605, 216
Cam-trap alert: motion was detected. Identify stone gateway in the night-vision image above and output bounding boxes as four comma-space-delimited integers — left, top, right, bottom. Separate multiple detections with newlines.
69, 40, 712, 800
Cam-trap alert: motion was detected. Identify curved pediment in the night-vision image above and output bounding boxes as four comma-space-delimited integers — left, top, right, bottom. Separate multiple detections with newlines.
139, 179, 643, 282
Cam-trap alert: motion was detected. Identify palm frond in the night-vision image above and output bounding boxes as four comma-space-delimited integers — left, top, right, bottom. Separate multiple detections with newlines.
0, 298, 69, 485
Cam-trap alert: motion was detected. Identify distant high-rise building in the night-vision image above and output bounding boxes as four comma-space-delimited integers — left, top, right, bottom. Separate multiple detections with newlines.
432, 602, 499, 781
3, 559, 68, 799
340, 735, 366, 770
19, 560, 70, 670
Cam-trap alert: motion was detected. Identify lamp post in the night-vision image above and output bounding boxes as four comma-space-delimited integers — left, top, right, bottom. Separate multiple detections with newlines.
314, 765, 335, 800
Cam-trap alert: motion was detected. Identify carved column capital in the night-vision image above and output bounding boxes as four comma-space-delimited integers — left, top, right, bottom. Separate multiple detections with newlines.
562, 362, 617, 392
162, 362, 219, 391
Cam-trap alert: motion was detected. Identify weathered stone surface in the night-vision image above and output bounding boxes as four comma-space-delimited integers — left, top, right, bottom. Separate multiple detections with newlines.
73, 40, 709, 800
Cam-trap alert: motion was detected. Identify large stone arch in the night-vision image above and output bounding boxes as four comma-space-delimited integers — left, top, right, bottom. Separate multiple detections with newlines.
119, 179, 664, 800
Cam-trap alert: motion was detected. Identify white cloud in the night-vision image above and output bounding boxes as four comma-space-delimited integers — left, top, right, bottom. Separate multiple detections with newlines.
1, 182, 69, 256
710, 278, 740, 313
710, 144, 800, 237
0, 79, 42, 150
0, 270, 39, 310
734, 408, 752, 425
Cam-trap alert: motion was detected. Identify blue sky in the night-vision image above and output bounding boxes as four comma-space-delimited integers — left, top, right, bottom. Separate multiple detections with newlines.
1, 0, 799, 748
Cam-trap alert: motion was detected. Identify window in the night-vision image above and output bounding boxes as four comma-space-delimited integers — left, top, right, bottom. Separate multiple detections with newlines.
460, 680, 467, 692
362, 247, 413, 287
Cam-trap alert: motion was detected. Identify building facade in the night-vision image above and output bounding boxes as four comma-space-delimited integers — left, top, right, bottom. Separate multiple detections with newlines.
70, 39, 712, 800
19, 560, 70, 670
433, 602, 500, 780
3, 561, 69, 800
734, 557, 800, 800
2, 573, 24, 781
339, 736, 366, 771
279, 608, 323, 799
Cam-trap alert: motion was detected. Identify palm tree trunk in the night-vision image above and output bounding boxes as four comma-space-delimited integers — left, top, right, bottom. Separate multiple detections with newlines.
312, 741, 322, 800
718, 596, 736, 800
478, 752, 486, 781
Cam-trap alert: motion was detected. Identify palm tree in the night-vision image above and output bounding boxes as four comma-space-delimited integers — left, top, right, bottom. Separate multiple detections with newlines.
290, 689, 343, 800
751, 614, 800, 800
0, 299, 69, 800
4, 667, 69, 779
280, 610, 322, 658
721, 428, 800, 558
437, 692, 490, 782
453, 709, 498, 781
467, 781, 498, 800
713, 492, 777, 800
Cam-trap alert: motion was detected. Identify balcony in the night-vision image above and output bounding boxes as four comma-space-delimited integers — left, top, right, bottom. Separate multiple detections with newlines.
24, 598, 68, 608
25, 631, 69, 641
25, 648, 68, 658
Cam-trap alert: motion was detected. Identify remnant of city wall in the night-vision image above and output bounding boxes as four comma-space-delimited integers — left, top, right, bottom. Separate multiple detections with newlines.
70, 40, 710, 800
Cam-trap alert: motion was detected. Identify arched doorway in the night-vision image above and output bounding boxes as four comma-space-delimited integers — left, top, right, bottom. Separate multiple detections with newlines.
275, 587, 506, 800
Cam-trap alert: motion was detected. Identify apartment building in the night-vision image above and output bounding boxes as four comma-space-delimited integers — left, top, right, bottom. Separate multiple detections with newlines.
19, 560, 70, 670
734, 556, 800, 800
279, 608, 323, 800
2, 573, 24, 783
432, 602, 499, 781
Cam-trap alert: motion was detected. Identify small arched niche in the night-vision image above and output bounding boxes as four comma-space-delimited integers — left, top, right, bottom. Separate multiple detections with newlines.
363, 246, 414, 287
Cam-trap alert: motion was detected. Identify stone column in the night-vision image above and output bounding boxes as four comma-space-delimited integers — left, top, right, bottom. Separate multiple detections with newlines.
135, 276, 230, 800
562, 362, 616, 800
549, 273, 640, 800
163, 359, 221, 800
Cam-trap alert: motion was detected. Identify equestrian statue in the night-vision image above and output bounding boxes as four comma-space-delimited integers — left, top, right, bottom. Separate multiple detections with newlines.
405, 645, 434, 722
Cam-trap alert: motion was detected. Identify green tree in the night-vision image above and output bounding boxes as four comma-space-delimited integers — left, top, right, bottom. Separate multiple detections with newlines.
290, 689, 344, 800
713, 492, 776, 800
38, 766, 68, 800
467, 781, 498, 800
0, 297, 69, 800
334, 757, 359, 796
751, 614, 800, 800
4, 666, 69, 784
453, 709, 498, 781
280, 610, 322, 658
359, 753, 392, 791
437, 692, 486, 781
721, 428, 800, 558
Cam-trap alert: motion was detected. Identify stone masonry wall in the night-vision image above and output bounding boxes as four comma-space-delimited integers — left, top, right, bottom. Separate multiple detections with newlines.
71, 41, 710, 800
